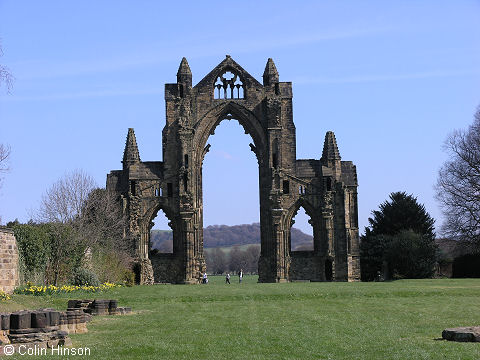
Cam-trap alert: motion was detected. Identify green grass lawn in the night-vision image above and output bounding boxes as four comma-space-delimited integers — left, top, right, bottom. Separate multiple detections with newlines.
2, 277, 480, 359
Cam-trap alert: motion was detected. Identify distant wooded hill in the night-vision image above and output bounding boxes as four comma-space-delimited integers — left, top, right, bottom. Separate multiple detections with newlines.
151, 223, 313, 252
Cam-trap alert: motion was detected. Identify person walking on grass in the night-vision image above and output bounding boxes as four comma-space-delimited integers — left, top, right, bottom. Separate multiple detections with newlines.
203, 272, 208, 284
226, 273, 231, 284
238, 269, 243, 283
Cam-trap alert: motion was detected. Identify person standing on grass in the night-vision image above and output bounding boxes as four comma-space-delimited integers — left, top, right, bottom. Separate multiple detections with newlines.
226, 273, 231, 284
203, 272, 208, 284
238, 269, 243, 283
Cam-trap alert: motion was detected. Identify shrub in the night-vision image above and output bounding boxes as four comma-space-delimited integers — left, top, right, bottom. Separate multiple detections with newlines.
71, 267, 100, 287
123, 270, 135, 287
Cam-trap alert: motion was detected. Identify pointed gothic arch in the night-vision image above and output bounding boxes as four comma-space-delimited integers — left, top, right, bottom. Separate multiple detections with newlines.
106, 56, 360, 284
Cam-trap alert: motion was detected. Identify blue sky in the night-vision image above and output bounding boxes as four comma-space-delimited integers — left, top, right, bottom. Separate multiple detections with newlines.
0, 1, 479, 236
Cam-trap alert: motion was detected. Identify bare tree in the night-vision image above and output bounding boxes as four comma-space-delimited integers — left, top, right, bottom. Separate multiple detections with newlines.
37, 169, 96, 223
0, 41, 14, 93
436, 107, 480, 250
79, 188, 128, 251
0, 143, 11, 181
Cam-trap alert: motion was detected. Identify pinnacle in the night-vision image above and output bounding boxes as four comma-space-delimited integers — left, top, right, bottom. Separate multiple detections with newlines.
263, 58, 279, 86
123, 128, 140, 165
177, 57, 191, 75
322, 131, 341, 161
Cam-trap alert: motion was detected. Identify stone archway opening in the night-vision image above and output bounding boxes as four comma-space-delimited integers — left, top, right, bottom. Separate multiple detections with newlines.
289, 206, 314, 251
150, 208, 173, 254
202, 116, 260, 275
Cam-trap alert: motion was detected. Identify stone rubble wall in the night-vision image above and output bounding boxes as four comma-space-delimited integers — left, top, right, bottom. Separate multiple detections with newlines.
0, 227, 19, 294
0, 299, 131, 354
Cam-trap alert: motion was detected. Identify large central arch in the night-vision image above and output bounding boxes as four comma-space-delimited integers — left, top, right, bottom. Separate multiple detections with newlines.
106, 56, 361, 284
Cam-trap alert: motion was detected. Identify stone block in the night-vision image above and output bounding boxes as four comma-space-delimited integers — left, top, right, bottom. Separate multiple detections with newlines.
442, 326, 480, 342
0, 313, 10, 330
31, 311, 48, 328
10, 312, 31, 330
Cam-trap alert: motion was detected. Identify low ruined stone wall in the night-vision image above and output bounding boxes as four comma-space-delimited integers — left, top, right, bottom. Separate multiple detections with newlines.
289, 252, 324, 281
150, 253, 182, 283
0, 227, 19, 294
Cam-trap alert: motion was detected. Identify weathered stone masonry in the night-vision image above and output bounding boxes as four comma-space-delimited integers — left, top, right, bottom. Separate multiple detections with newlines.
107, 56, 360, 284
0, 226, 19, 294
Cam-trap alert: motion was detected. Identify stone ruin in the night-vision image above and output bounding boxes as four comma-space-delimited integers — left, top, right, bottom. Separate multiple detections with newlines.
107, 56, 360, 284
0, 227, 19, 294
442, 326, 480, 342
67, 299, 132, 316
0, 299, 131, 354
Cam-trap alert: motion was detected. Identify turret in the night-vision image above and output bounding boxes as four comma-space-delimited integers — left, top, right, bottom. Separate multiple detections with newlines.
177, 57, 192, 87
122, 128, 140, 168
321, 131, 342, 180
263, 58, 279, 86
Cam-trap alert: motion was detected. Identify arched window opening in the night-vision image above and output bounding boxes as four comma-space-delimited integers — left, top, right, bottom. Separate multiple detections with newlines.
203, 118, 260, 274
290, 206, 313, 251
214, 71, 244, 100
150, 209, 173, 253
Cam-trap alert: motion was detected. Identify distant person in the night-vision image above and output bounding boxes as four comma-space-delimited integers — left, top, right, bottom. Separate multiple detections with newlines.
203, 272, 208, 284
238, 269, 243, 283
226, 273, 231, 284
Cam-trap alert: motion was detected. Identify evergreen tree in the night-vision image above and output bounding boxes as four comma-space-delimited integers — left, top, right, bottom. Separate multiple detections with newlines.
360, 192, 437, 280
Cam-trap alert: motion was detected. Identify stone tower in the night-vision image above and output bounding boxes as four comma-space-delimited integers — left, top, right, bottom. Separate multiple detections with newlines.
107, 56, 360, 284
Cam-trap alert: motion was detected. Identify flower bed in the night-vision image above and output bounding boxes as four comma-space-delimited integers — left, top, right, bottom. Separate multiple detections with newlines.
0, 289, 11, 301
14, 282, 121, 296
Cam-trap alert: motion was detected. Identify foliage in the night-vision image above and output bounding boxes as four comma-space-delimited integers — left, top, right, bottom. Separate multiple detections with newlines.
71, 267, 100, 287
365, 191, 435, 241
9, 221, 50, 283
384, 230, 438, 279
452, 253, 480, 278
205, 244, 260, 274
436, 107, 480, 250
361, 192, 437, 280
13, 171, 131, 286
151, 223, 312, 251
14, 282, 120, 296
205, 248, 228, 274
91, 250, 132, 284
123, 270, 135, 287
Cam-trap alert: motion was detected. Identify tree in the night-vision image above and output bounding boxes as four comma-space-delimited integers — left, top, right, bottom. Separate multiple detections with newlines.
436, 107, 480, 250
35, 170, 95, 284
360, 192, 437, 280
244, 245, 260, 274
205, 248, 228, 275
0, 144, 10, 186
0, 40, 14, 93
79, 188, 127, 250
37, 169, 96, 223
229, 246, 248, 273
384, 230, 438, 279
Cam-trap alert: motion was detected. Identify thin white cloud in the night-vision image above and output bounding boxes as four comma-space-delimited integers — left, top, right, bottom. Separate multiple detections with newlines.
293, 68, 480, 85
212, 150, 233, 160
9, 26, 393, 81
0, 87, 163, 102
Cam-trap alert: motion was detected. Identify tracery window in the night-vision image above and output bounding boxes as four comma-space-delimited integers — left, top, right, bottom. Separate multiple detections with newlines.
214, 71, 244, 99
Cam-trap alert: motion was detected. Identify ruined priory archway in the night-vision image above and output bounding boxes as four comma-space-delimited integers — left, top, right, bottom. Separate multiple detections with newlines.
107, 56, 361, 284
